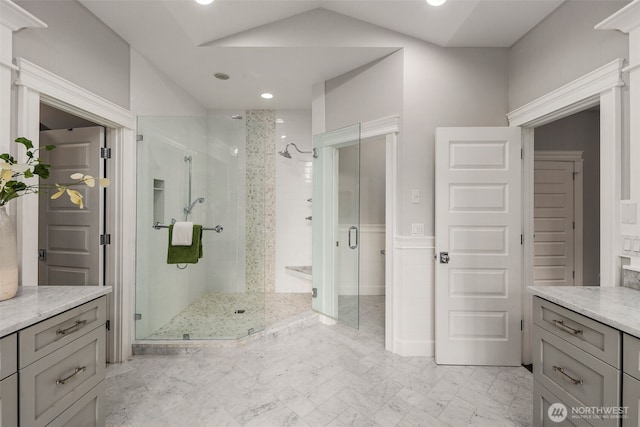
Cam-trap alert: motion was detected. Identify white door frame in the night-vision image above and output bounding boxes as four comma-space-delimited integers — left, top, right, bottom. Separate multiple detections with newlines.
12, 57, 136, 363
534, 150, 584, 287
314, 116, 399, 352
508, 58, 624, 364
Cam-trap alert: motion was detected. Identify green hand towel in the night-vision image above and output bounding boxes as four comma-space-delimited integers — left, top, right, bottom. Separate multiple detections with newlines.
167, 224, 203, 264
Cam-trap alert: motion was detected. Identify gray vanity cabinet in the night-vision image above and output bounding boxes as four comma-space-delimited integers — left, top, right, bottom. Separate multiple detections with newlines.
0, 296, 107, 427
622, 333, 640, 426
0, 334, 18, 427
533, 297, 621, 427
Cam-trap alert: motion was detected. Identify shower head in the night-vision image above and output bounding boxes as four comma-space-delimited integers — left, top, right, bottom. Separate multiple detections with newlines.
184, 197, 205, 215
279, 143, 311, 159
278, 149, 292, 159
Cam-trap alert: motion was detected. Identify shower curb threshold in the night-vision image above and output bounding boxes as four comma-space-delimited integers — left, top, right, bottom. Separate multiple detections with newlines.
132, 310, 320, 355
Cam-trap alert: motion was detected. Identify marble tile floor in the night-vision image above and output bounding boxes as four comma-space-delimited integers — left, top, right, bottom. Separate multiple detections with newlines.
107, 296, 533, 427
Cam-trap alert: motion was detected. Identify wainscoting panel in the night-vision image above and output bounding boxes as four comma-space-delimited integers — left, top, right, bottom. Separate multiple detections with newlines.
392, 236, 435, 357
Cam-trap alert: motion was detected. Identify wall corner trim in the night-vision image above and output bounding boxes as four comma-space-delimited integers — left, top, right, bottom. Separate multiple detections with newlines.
507, 59, 625, 128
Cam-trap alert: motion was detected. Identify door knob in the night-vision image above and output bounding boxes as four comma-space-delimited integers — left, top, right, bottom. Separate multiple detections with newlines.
439, 252, 450, 264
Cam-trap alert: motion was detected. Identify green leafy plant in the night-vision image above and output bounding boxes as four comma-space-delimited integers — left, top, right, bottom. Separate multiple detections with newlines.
0, 137, 109, 208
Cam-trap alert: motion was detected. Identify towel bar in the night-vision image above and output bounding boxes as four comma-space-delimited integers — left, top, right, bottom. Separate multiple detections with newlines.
152, 222, 223, 233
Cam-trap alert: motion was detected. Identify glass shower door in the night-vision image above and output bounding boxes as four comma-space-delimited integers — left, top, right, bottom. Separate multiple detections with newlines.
312, 124, 361, 329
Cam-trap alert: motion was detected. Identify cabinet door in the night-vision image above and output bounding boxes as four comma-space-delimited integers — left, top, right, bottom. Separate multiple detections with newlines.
623, 373, 640, 427
0, 373, 18, 427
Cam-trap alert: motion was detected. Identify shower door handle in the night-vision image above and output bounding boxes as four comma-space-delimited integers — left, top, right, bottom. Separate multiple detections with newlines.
348, 226, 359, 249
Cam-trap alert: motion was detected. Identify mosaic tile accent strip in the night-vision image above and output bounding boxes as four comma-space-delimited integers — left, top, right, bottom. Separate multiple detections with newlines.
623, 268, 640, 290
245, 110, 276, 294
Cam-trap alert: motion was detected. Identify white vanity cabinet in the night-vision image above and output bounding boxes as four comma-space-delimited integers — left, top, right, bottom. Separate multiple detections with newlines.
532, 297, 621, 427
0, 288, 110, 427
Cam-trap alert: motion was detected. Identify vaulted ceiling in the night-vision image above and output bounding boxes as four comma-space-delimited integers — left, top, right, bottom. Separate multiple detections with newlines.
81, 0, 565, 110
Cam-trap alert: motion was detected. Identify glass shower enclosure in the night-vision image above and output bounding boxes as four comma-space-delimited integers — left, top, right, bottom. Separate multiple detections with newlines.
135, 115, 265, 340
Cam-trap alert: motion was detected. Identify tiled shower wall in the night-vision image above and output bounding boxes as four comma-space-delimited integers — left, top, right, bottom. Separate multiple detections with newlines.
246, 110, 276, 294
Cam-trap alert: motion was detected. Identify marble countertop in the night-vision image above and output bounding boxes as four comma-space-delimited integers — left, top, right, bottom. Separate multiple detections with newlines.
529, 286, 640, 338
0, 286, 112, 337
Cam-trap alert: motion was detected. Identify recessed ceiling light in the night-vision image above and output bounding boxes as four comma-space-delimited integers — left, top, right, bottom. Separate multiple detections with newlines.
275, 118, 284, 124
261, 93, 274, 99
426, 0, 446, 5
214, 72, 229, 80
281, 135, 287, 139
195, 0, 214, 5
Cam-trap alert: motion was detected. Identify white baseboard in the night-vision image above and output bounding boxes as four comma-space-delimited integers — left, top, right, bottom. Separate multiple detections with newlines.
394, 339, 435, 357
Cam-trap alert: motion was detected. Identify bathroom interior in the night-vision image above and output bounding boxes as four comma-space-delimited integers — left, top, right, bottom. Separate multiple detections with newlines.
133, 109, 387, 345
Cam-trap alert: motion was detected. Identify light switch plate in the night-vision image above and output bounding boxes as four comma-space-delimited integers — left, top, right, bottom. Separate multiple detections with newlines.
621, 201, 638, 224
411, 223, 424, 236
622, 235, 640, 257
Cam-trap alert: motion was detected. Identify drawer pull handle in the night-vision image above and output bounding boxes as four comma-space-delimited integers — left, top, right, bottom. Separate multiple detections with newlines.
552, 320, 583, 335
553, 366, 583, 385
56, 366, 86, 385
56, 319, 87, 336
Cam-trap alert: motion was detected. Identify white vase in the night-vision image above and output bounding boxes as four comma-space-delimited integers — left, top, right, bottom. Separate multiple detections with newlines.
0, 205, 19, 301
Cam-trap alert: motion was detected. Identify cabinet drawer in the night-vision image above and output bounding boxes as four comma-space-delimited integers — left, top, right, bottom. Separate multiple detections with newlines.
1, 373, 18, 427
534, 381, 591, 426
19, 297, 106, 368
623, 333, 640, 380
20, 326, 105, 427
47, 381, 105, 427
0, 334, 17, 380
534, 297, 620, 368
534, 326, 620, 426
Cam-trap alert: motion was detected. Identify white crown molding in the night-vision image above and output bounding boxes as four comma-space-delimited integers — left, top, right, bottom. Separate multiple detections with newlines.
14, 57, 135, 129
595, 0, 640, 33
0, 0, 47, 31
534, 150, 584, 162
314, 116, 399, 147
507, 59, 625, 128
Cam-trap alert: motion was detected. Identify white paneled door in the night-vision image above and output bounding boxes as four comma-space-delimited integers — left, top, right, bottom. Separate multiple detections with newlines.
38, 127, 104, 286
533, 161, 575, 286
435, 127, 522, 366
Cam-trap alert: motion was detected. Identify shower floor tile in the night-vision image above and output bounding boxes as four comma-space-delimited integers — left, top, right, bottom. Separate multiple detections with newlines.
146, 292, 312, 340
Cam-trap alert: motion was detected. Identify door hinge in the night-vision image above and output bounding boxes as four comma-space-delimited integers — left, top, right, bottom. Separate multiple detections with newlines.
521, 320, 524, 331
336, 241, 339, 247
38, 249, 47, 262
573, 271, 575, 279
521, 234, 523, 245
521, 149, 524, 159
100, 147, 111, 159
106, 320, 110, 331
573, 221, 575, 230
100, 234, 111, 245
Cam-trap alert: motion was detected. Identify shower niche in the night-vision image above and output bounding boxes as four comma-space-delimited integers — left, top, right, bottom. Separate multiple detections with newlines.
152, 179, 165, 225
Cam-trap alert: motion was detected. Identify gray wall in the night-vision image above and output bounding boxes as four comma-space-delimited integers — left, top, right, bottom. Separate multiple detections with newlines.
326, 42, 509, 236
508, 0, 629, 111
535, 110, 600, 286
14, 0, 130, 109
